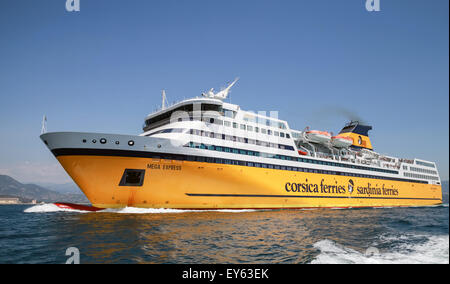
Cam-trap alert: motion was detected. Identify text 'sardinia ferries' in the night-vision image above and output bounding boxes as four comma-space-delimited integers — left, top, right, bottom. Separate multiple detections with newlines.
41, 79, 443, 209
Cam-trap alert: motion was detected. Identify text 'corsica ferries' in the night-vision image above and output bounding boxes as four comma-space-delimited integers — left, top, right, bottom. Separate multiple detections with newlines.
41, 79, 443, 209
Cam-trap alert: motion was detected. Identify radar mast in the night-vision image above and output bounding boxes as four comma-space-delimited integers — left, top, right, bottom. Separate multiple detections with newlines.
202, 78, 239, 100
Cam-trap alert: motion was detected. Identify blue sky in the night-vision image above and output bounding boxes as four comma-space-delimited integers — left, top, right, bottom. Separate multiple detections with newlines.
0, 0, 448, 183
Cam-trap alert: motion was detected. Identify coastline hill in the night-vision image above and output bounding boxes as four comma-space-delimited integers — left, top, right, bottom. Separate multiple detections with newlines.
0, 175, 89, 204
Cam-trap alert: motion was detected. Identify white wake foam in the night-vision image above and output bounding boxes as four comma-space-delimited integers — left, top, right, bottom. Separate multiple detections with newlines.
24, 204, 257, 214
23, 203, 89, 213
24, 203, 449, 214
311, 234, 449, 264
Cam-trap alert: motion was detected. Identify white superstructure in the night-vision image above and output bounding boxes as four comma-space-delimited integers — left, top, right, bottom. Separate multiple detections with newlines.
138, 80, 441, 186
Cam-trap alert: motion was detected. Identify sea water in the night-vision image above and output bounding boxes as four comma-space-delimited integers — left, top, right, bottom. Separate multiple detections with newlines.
0, 203, 447, 264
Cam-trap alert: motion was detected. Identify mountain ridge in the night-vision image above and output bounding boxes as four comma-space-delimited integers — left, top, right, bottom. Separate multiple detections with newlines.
0, 175, 89, 203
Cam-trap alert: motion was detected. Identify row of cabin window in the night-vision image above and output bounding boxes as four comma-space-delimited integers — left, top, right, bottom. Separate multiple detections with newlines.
189, 129, 295, 151
415, 160, 435, 168
172, 114, 291, 138
222, 120, 291, 138
182, 147, 426, 184
223, 109, 287, 130
146, 128, 295, 151
404, 172, 439, 181
409, 166, 438, 175
188, 142, 293, 157
186, 142, 399, 175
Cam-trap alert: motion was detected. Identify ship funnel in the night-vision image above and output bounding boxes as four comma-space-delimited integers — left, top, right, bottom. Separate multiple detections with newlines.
338, 121, 373, 150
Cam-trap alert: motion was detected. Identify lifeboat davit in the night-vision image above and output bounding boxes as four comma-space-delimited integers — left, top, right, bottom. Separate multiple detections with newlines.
305, 130, 331, 144
331, 135, 353, 148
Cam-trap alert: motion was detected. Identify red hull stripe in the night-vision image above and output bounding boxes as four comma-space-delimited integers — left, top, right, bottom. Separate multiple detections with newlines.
54, 203, 103, 212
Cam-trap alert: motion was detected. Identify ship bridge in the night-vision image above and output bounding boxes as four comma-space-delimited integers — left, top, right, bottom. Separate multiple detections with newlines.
142, 97, 225, 132
142, 79, 240, 133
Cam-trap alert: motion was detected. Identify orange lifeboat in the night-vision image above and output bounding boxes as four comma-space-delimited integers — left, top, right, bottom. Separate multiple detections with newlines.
298, 150, 308, 156
305, 130, 331, 144
331, 135, 353, 148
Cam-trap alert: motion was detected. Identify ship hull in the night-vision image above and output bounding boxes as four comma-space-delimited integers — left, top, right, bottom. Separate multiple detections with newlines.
41, 132, 442, 209
56, 154, 442, 209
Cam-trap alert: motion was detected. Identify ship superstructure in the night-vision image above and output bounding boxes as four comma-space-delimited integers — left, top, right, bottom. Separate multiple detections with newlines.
40, 80, 442, 209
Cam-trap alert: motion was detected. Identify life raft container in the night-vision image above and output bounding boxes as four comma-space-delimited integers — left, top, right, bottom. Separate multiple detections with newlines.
305, 130, 331, 144
331, 135, 353, 148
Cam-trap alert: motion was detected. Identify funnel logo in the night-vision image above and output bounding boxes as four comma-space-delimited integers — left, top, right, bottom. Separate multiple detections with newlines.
66, 0, 80, 12
366, 0, 380, 12
348, 179, 354, 194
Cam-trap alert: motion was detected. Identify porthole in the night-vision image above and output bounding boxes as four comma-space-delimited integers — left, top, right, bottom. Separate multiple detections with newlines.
128, 140, 135, 146
92, 139, 97, 143
100, 138, 107, 144
115, 141, 120, 145
82, 139, 87, 143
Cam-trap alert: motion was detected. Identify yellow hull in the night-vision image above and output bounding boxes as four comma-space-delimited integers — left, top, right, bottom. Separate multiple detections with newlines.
57, 155, 443, 209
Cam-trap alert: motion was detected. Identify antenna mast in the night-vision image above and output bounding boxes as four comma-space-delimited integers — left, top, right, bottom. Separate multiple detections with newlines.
41, 115, 47, 134
161, 90, 167, 110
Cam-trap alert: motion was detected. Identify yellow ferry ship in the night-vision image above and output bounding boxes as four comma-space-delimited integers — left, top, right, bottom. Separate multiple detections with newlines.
40, 80, 442, 209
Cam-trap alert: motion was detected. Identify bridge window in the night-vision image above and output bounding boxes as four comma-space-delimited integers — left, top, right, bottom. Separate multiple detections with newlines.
224, 109, 236, 118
